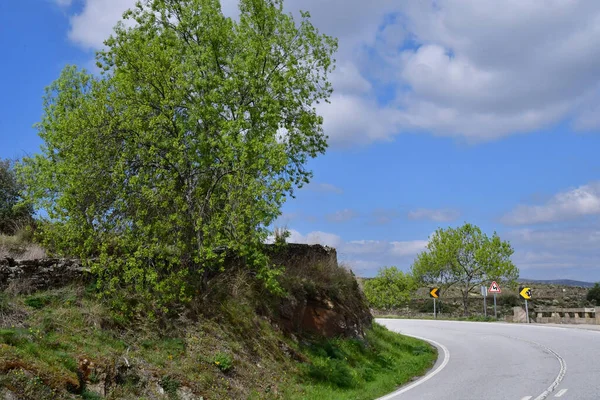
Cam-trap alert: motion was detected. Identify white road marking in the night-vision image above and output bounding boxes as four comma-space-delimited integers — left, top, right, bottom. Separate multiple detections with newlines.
554, 389, 568, 397
506, 337, 567, 400
532, 345, 567, 400
375, 334, 450, 400
521, 397, 533, 400
502, 335, 566, 400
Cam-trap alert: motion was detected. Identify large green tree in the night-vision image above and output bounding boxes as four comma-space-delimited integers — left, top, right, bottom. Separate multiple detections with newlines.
411, 223, 518, 315
19, 0, 337, 314
363, 267, 415, 310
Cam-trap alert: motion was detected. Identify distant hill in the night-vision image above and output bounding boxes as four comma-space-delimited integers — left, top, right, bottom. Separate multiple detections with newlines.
518, 278, 596, 288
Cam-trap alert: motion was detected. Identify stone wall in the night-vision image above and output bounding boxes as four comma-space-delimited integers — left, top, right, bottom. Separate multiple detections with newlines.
0, 258, 90, 293
265, 243, 338, 272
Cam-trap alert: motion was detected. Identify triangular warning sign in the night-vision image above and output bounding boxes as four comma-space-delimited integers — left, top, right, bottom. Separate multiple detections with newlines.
489, 281, 501, 293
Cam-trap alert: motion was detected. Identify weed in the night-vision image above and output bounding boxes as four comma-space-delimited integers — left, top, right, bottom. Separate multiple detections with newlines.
0, 328, 28, 346
305, 357, 357, 388
358, 366, 376, 382
160, 375, 181, 397
88, 371, 100, 384
213, 352, 233, 373
25, 295, 52, 309
81, 390, 103, 400
0, 292, 10, 313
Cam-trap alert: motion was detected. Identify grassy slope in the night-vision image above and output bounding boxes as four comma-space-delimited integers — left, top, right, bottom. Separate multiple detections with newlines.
0, 285, 436, 400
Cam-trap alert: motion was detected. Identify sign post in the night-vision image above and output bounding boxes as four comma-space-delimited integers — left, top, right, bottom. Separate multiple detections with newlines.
430, 287, 440, 319
519, 287, 532, 324
488, 281, 502, 319
480, 286, 488, 317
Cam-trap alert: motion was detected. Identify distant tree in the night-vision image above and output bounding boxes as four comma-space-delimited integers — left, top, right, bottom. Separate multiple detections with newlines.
0, 158, 32, 235
411, 223, 519, 316
363, 267, 415, 310
18, 0, 337, 315
587, 283, 600, 306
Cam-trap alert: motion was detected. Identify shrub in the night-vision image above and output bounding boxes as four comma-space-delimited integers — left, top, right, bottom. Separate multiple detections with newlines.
24, 295, 52, 309
587, 283, 600, 305
363, 267, 415, 309
159, 375, 180, 397
417, 299, 432, 313
502, 294, 520, 307
81, 390, 103, 400
213, 352, 233, 373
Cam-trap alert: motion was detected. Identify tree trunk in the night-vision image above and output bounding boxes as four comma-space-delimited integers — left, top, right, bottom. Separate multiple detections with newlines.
462, 280, 472, 316
461, 289, 470, 316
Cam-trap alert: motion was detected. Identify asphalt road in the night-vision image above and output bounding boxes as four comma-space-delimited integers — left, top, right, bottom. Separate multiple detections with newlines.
376, 319, 600, 400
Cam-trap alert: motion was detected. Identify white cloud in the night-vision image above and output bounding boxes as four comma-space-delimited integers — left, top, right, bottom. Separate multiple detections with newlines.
326, 209, 358, 223
64, 0, 600, 145
408, 208, 460, 222
390, 240, 428, 257
329, 62, 372, 96
385, 1, 600, 140
507, 227, 600, 251
68, 0, 136, 50
502, 224, 600, 280
502, 182, 600, 225
318, 93, 400, 147
55, 0, 73, 6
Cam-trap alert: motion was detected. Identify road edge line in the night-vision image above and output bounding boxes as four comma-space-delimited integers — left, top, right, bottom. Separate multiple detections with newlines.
375, 334, 450, 400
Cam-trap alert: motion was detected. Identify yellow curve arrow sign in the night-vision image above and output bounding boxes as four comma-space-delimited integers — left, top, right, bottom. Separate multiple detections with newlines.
519, 287, 532, 300
429, 287, 440, 299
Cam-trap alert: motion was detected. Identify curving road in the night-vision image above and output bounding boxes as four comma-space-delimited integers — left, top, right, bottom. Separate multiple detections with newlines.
376, 319, 600, 400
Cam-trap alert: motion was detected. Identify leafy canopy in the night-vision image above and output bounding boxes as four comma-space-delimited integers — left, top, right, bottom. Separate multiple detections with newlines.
363, 267, 415, 310
19, 0, 337, 314
411, 223, 518, 315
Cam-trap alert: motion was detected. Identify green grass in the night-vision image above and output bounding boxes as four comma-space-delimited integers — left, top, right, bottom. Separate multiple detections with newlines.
0, 285, 438, 399
282, 323, 437, 400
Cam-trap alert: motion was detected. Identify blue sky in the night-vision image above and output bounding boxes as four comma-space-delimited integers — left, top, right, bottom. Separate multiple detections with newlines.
2, 0, 600, 281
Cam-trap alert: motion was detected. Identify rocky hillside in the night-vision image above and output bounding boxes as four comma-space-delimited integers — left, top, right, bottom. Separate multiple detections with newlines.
0, 245, 436, 400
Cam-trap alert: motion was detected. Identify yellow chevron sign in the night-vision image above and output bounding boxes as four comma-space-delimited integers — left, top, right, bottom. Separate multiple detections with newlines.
519, 287, 532, 300
429, 287, 440, 298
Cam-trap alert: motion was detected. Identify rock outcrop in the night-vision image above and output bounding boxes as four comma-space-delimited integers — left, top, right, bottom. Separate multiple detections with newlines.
267, 244, 373, 339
